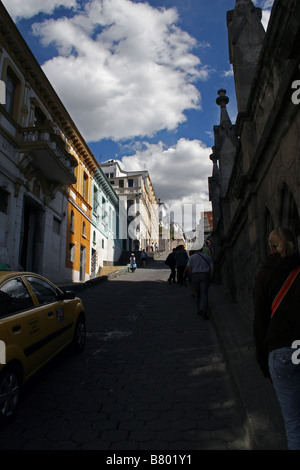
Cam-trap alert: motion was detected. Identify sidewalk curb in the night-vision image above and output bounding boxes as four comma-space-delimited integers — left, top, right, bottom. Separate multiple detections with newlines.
59, 266, 129, 294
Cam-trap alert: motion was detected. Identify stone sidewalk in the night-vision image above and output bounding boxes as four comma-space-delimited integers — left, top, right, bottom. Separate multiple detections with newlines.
208, 282, 287, 450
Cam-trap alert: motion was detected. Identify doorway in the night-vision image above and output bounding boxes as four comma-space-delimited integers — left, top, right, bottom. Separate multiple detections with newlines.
80, 245, 86, 281
19, 197, 44, 273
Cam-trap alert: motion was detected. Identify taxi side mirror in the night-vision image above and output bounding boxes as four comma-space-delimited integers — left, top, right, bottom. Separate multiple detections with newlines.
61, 290, 76, 300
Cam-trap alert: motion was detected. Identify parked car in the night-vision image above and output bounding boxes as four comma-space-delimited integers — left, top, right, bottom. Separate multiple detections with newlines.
0, 271, 86, 423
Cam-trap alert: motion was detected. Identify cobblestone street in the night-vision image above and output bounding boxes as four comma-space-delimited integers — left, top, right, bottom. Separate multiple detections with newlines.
0, 256, 252, 451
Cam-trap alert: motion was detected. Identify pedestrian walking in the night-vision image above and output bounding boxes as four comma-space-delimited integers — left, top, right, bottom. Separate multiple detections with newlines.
184, 250, 197, 296
253, 227, 300, 450
176, 245, 189, 285
186, 246, 214, 319
140, 249, 147, 267
165, 248, 176, 284
129, 253, 137, 272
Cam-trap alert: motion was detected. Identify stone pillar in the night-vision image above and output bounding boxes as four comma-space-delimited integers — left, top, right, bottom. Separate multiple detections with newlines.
215, 89, 237, 200
227, 0, 265, 114
208, 146, 220, 231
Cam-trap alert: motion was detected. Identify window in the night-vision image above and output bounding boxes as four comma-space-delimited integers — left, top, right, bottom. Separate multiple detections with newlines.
53, 217, 61, 235
26, 276, 59, 305
102, 239, 104, 249
119, 179, 124, 188
70, 210, 74, 232
127, 200, 134, 210
0, 293, 8, 316
109, 206, 112, 228
34, 107, 46, 126
0, 188, 9, 214
82, 221, 86, 236
0, 278, 34, 315
93, 231, 96, 244
82, 172, 88, 199
69, 243, 75, 262
5, 68, 17, 116
93, 186, 99, 211
128, 179, 134, 188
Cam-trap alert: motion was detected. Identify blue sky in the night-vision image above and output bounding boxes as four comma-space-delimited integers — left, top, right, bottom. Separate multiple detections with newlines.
2, 0, 274, 229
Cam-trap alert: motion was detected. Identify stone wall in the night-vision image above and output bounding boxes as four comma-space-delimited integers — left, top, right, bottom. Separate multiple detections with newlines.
209, 0, 300, 319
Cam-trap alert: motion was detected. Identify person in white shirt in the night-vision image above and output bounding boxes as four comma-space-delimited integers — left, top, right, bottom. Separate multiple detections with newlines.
186, 248, 214, 319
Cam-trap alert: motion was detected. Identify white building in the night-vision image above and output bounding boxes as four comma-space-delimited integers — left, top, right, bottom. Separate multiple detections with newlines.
100, 160, 159, 252
90, 167, 122, 276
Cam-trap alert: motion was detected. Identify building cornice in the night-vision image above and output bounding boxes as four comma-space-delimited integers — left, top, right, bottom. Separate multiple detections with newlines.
0, 2, 98, 175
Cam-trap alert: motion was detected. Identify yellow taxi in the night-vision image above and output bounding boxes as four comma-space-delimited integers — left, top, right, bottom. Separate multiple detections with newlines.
0, 271, 86, 423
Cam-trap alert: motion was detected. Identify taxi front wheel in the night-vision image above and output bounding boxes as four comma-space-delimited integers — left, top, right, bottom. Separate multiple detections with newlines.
0, 365, 21, 423
73, 313, 86, 353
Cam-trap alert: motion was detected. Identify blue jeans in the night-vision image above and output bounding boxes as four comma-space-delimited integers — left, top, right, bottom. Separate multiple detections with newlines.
269, 347, 300, 450
191, 272, 210, 314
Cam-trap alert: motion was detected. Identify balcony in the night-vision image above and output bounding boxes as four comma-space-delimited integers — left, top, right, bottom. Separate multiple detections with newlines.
19, 125, 77, 185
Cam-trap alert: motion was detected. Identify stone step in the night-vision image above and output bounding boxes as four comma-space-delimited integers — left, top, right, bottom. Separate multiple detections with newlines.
99, 266, 125, 277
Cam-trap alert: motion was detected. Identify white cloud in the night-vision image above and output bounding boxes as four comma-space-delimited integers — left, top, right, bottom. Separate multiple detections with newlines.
120, 138, 212, 229
253, 0, 274, 31
2, 0, 78, 20
222, 66, 233, 78
10, 0, 208, 142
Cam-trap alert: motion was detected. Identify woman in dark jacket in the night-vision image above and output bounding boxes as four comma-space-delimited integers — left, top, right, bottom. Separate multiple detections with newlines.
253, 227, 300, 450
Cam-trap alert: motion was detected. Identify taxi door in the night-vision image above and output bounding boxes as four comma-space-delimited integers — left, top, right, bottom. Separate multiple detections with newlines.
0, 277, 48, 380
24, 276, 74, 354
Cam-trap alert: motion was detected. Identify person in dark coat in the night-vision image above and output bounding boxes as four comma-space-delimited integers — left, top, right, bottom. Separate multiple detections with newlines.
165, 248, 176, 284
253, 227, 300, 450
175, 245, 189, 285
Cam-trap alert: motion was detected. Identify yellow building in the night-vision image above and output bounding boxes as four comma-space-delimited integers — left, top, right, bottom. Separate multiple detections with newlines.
65, 138, 98, 282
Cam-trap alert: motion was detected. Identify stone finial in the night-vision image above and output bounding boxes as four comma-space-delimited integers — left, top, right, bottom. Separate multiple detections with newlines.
216, 89, 229, 107
216, 89, 231, 127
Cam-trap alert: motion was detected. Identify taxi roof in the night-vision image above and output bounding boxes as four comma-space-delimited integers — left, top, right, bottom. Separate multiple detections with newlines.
0, 271, 55, 283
